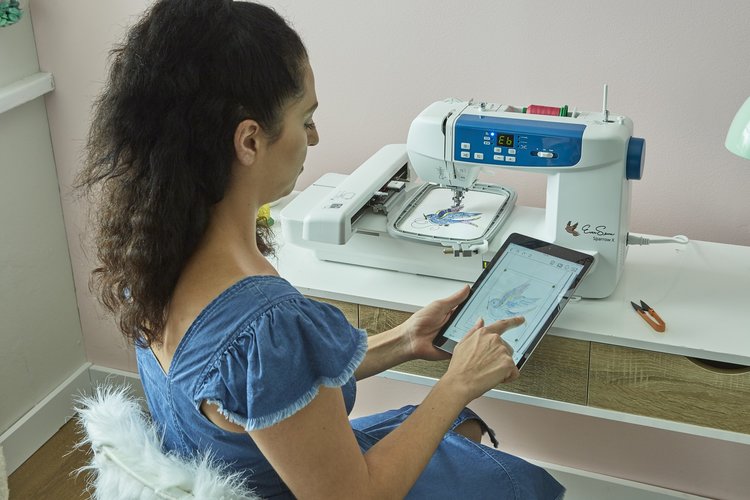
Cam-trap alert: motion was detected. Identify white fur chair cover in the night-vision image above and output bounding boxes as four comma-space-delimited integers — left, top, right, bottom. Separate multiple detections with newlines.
76, 386, 261, 499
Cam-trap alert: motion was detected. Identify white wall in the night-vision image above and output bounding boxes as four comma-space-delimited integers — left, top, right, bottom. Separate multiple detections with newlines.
0, 0, 85, 436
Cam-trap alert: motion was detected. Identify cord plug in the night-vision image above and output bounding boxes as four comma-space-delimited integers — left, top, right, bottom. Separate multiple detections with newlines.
627, 233, 689, 246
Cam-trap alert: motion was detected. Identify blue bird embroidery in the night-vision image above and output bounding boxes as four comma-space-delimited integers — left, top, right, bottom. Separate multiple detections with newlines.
422, 207, 482, 227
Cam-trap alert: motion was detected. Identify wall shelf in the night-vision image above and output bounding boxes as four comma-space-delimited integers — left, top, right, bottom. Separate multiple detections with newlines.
0, 72, 54, 115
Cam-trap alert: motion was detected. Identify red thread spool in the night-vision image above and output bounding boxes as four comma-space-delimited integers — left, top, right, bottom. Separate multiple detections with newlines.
527, 104, 561, 116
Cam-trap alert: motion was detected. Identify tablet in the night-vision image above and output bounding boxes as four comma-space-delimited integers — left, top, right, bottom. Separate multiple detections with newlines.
432, 233, 594, 369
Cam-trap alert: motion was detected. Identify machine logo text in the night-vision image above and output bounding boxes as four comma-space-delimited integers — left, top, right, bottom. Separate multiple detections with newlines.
566, 221, 615, 242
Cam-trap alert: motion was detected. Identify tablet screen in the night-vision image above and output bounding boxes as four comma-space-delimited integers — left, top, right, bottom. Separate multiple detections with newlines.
434, 234, 593, 367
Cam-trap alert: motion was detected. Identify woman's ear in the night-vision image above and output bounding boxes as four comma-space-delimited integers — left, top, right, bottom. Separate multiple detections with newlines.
234, 119, 262, 166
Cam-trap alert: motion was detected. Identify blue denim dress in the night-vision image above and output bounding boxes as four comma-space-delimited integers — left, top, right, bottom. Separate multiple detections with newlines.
136, 276, 564, 499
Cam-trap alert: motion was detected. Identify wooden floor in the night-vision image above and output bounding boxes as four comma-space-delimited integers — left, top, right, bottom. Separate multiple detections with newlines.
7, 419, 91, 499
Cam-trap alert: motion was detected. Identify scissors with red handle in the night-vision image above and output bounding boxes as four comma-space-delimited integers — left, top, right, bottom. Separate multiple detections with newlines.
631, 300, 666, 333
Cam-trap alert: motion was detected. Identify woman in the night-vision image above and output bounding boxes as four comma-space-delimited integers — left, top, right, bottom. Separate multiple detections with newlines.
78, 1, 564, 498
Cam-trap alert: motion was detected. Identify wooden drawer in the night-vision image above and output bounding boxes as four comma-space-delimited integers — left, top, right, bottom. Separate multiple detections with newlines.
359, 305, 412, 334
390, 336, 589, 405
501, 336, 589, 404
589, 343, 750, 434
306, 297, 359, 328
359, 306, 590, 405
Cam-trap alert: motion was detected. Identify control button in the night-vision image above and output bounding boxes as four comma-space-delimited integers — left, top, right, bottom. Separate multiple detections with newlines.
483, 136, 491, 142
508, 148, 516, 155
506, 156, 516, 163
494, 147, 503, 153
483, 141, 491, 146
493, 155, 505, 161
460, 151, 470, 159
538, 151, 554, 158
473, 152, 484, 160
461, 142, 471, 150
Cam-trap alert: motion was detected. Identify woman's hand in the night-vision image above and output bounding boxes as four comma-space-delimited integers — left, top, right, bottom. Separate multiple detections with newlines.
357, 287, 469, 381
400, 285, 471, 361
442, 316, 523, 404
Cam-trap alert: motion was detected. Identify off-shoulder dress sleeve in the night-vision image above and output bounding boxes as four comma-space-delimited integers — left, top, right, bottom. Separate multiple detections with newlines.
194, 296, 367, 431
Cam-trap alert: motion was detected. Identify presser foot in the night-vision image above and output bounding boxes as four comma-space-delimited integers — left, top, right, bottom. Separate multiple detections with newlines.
451, 188, 466, 210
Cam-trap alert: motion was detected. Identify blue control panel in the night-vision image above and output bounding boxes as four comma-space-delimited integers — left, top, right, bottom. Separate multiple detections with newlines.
453, 114, 585, 167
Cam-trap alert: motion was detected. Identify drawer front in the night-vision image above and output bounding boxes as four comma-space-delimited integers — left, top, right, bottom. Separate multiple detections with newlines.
360, 306, 589, 405
589, 343, 750, 434
359, 305, 412, 334
306, 297, 359, 328
502, 335, 589, 404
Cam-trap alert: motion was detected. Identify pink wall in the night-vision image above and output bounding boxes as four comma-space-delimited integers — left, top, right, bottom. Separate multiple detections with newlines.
32, 0, 750, 370
30, 0, 750, 370
29, 1, 750, 496
31, 0, 151, 372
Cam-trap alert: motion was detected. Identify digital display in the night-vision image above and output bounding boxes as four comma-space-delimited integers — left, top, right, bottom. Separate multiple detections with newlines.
496, 133, 514, 148
440, 243, 583, 365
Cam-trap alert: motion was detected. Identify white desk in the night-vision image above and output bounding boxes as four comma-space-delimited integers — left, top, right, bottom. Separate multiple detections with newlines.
271, 196, 750, 498
274, 200, 750, 366
271, 192, 750, 433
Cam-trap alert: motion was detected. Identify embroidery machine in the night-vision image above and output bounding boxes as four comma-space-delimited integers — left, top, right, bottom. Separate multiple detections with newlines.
281, 90, 646, 298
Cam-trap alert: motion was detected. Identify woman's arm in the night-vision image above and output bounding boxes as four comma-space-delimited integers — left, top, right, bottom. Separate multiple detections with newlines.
250, 317, 522, 500
354, 286, 470, 380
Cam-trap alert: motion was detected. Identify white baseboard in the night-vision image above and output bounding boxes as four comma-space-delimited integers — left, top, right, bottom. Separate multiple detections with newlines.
88, 364, 146, 402
0, 444, 8, 500
0, 363, 147, 476
0, 366, 707, 499
0, 363, 92, 475
533, 460, 708, 500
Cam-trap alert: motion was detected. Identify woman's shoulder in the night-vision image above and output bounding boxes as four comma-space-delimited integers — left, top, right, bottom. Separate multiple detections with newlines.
185, 277, 366, 431
174, 274, 358, 369
222, 274, 299, 302
191, 275, 301, 330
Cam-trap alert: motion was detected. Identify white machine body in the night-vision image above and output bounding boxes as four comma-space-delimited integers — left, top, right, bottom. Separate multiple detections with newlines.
282, 98, 645, 298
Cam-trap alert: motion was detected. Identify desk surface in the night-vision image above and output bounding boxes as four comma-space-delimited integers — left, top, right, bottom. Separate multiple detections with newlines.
272, 198, 750, 366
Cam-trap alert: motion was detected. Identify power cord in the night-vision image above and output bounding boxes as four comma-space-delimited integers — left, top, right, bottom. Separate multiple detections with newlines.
627, 233, 689, 246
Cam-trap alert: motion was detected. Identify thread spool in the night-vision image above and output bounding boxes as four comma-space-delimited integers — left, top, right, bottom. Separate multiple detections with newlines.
526, 104, 569, 117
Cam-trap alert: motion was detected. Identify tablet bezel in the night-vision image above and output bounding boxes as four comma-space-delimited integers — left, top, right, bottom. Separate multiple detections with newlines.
432, 232, 595, 369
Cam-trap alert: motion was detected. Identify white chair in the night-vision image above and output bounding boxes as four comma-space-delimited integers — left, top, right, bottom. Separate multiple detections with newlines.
76, 386, 261, 500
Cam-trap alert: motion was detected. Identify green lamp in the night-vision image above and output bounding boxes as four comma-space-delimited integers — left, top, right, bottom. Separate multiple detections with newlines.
726, 97, 750, 159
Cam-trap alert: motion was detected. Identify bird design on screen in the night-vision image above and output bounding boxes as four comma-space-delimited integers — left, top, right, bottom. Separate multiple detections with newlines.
481, 271, 552, 351
486, 282, 541, 320
442, 244, 581, 364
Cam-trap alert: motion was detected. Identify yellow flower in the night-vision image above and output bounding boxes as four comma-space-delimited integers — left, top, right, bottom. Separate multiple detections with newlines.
257, 204, 273, 226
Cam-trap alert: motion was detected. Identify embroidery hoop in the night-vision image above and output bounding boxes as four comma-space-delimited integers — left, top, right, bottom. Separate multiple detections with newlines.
388, 182, 516, 249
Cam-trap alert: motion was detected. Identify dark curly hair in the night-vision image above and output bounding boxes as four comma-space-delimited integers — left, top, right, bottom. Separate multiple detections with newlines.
76, 0, 308, 347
